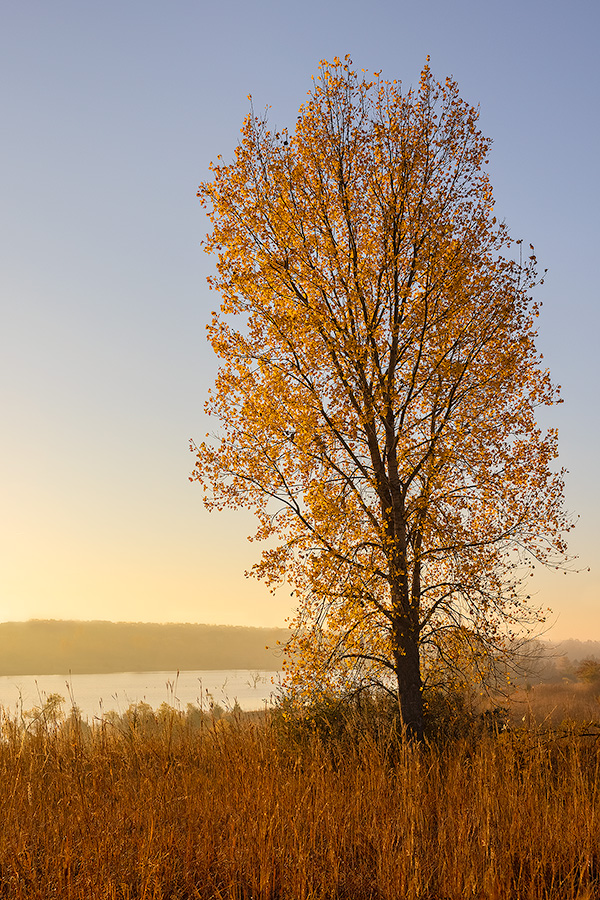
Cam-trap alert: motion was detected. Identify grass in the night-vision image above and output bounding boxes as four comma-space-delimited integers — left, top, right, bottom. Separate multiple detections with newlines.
510, 681, 600, 729
0, 695, 599, 899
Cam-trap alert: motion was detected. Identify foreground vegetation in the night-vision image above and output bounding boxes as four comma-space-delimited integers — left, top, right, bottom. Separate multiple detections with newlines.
1, 691, 599, 899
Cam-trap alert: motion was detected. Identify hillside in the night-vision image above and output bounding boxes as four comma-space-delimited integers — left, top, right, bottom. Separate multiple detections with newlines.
0, 620, 289, 675
1, 621, 596, 679
552, 639, 600, 663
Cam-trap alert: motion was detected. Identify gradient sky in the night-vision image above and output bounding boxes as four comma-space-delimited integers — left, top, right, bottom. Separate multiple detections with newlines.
1, 1, 598, 639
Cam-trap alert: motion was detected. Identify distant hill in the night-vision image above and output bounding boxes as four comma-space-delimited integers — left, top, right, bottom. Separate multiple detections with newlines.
1, 621, 595, 679
0, 620, 289, 675
551, 639, 600, 663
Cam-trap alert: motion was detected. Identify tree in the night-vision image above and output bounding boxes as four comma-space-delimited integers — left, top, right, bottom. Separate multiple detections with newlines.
191, 57, 570, 740
576, 659, 600, 685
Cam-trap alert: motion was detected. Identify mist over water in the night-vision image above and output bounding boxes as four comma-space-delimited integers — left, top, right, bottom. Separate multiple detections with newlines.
0, 670, 282, 722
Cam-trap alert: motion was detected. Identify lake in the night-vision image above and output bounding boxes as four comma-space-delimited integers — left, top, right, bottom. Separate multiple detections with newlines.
0, 670, 283, 722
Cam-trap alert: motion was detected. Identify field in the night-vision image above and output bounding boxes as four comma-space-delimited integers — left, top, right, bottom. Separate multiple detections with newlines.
1, 690, 599, 899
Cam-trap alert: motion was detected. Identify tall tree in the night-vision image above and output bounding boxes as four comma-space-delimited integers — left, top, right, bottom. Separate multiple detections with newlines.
192, 58, 570, 740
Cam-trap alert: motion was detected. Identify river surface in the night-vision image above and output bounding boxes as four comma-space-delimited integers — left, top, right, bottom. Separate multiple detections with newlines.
0, 670, 282, 722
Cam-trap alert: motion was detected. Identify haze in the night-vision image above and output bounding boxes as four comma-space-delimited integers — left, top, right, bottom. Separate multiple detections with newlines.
0, 1, 597, 639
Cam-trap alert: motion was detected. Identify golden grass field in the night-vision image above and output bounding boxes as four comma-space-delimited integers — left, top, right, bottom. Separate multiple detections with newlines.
1, 686, 599, 899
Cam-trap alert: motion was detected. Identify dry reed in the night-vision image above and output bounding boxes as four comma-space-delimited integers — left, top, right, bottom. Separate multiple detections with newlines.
0, 701, 599, 899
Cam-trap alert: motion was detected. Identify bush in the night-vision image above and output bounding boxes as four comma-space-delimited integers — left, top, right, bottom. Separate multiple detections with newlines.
576, 658, 600, 685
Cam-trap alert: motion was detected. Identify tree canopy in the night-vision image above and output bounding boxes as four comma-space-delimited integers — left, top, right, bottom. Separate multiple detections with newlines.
192, 57, 570, 739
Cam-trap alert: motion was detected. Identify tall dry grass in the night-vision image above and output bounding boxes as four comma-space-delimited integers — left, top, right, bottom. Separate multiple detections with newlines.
0, 701, 599, 899
510, 681, 600, 729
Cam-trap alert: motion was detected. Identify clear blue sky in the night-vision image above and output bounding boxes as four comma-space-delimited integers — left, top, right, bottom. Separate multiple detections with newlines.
1, 0, 598, 638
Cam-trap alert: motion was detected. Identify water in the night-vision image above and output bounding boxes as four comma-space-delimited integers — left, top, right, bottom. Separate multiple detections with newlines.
0, 670, 283, 723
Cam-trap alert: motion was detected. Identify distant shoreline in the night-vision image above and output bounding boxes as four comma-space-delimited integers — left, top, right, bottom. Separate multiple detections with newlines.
0, 620, 289, 676
1, 620, 597, 678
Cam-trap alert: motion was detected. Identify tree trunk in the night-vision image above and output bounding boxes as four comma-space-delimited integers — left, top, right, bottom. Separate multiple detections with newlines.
394, 629, 424, 742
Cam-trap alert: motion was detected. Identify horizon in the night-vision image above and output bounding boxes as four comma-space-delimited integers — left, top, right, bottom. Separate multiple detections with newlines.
0, 618, 597, 649
0, 617, 288, 629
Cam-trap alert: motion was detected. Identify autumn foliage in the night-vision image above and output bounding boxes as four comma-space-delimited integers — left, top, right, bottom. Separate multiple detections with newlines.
192, 57, 570, 739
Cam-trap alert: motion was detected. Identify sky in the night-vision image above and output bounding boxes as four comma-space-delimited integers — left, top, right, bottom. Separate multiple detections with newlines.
0, 0, 598, 639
